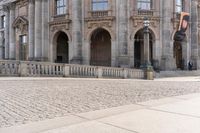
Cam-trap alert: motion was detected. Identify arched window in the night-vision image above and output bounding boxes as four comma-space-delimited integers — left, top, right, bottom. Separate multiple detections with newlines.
55, 0, 67, 15
175, 0, 184, 13
137, 0, 152, 10
92, 0, 108, 11
19, 35, 27, 60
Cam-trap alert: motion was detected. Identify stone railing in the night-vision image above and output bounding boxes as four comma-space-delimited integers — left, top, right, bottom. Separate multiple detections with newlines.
138, 10, 154, 16
89, 10, 109, 17
0, 60, 145, 79
132, 9, 159, 17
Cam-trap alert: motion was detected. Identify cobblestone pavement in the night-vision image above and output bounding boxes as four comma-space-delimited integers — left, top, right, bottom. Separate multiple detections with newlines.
0, 77, 200, 128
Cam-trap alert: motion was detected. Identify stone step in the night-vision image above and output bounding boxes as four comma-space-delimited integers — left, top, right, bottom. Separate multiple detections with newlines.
155, 70, 200, 78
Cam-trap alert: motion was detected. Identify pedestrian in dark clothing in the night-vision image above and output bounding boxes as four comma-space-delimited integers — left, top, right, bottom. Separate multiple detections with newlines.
188, 61, 193, 71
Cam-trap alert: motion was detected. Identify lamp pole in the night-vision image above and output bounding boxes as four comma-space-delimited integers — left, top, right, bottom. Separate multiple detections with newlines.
143, 17, 151, 68
143, 17, 153, 80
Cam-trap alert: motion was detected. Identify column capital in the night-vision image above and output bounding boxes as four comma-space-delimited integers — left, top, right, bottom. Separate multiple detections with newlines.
3, 5, 9, 12
29, 0, 35, 4
9, 3, 16, 10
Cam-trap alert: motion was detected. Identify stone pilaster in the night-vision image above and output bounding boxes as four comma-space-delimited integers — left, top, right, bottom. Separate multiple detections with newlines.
71, 0, 82, 64
160, 0, 176, 70
143, 29, 150, 65
41, 0, 49, 61
118, 0, 128, 67
4, 6, 9, 59
191, 0, 200, 69
28, 0, 35, 60
34, 0, 42, 60
0, 32, 4, 59
9, 3, 16, 60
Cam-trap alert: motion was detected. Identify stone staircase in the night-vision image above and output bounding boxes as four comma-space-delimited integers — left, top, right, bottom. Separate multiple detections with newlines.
155, 70, 200, 78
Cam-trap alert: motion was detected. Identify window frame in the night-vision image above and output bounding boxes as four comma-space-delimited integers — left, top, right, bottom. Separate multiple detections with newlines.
91, 0, 109, 11
1, 15, 5, 29
175, 0, 184, 13
55, 0, 67, 15
19, 35, 27, 61
137, 0, 153, 10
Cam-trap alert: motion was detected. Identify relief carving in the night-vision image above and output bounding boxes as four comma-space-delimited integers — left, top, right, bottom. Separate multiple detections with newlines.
50, 24, 69, 32
132, 17, 160, 28
87, 21, 112, 29
13, 16, 28, 34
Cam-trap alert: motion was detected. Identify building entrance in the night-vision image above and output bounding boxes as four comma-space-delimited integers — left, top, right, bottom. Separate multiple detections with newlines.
90, 28, 111, 66
134, 29, 153, 68
56, 32, 69, 63
174, 41, 183, 69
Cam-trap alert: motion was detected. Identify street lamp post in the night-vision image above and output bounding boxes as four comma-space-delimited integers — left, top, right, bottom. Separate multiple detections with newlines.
143, 17, 153, 80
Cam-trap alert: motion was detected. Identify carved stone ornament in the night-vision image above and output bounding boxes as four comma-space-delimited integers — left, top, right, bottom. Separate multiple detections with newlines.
87, 21, 112, 29
131, 16, 160, 28
12, 16, 28, 33
50, 25, 69, 32
49, 19, 71, 31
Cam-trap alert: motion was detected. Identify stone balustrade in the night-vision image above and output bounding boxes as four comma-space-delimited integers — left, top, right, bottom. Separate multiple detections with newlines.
0, 60, 145, 79
90, 10, 109, 17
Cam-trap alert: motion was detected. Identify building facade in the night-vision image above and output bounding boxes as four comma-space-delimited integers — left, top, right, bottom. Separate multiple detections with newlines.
0, 0, 199, 70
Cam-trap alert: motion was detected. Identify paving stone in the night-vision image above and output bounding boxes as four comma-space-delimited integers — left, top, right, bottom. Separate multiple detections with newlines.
0, 77, 199, 128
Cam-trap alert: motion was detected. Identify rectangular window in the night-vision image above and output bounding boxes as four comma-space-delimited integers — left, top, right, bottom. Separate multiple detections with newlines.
19, 35, 27, 60
176, 0, 183, 13
56, 0, 66, 15
137, 0, 152, 10
92, 0, 108, 11
1, 15, 5, 28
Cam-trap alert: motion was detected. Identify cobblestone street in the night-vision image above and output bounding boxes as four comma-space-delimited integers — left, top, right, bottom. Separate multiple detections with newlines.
0, 77, 200, 128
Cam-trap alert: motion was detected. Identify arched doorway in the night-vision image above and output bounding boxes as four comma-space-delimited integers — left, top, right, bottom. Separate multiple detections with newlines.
56, 32, 69, 63
174, 41, 183, 69
90, 28, 111, 66
134, 29, 153, 68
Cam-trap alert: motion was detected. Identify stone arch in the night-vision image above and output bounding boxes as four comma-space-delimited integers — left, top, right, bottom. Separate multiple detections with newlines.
52, 29, 72, 43
86, 27, 114, 42
130, 26, 157, 41
172, 30, 188, 70
52, 30, 70, 63
90, 28, 112, 66
132, 28, 156, 68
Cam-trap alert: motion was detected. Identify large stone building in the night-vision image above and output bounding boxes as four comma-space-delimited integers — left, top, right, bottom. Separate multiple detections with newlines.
0, 0, 199, 70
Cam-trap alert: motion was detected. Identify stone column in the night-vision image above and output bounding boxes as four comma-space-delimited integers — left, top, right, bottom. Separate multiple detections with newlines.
0, 14, 3, 59
28, 0, 35, 60
9, 3, 16, 60
4, 6, 9, 59
118, 0, 128, 67
143, 28, 150, 65
71, 0, 82, 64
41, 0, 49, 61
160, 0, 176, 70
191, 0, 199, 69
34, 0, 42, 60
0, 32, 3, 59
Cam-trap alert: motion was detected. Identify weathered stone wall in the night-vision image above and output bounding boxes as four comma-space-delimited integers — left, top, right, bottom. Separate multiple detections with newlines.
0, 0, 199, 71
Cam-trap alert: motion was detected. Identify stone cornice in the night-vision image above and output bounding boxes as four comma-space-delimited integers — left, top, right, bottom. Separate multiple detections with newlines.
85, 16, 115, 22
130, 16, 160, 22
0, 0, 18, 6
49, 19, 71, 26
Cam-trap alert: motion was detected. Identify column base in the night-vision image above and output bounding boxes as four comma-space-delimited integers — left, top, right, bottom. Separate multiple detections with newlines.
34, 57, 48, 62
118, 56, 129, 68
70, 57, 82, 64
191, 56, 200, 70
160, 56, 176, 70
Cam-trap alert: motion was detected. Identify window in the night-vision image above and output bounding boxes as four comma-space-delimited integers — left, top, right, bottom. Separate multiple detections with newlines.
55, 0, 66, 15
19, 35, 27, 60
1, 15, 5, 28
92, 0, 108, 11
137, 0, 152, 10
175, 0, 184, 13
